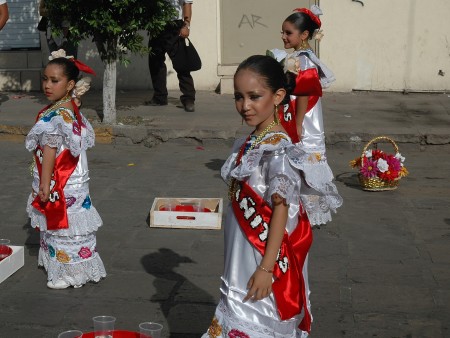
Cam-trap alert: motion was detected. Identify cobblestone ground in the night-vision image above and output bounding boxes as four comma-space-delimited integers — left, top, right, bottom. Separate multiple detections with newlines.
0, 139, 449, 337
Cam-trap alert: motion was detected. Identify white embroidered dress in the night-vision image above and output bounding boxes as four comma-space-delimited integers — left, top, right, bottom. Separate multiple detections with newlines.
271, 48, 342, 226
203, 132, 315, 338
25, 106, 106, 286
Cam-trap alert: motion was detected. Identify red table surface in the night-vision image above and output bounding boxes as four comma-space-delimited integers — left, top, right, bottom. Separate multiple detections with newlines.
81, 330, 141, 337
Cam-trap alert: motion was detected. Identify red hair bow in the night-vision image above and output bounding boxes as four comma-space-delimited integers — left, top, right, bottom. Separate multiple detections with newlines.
71, 58, 96, 76
293, 8, 321, 28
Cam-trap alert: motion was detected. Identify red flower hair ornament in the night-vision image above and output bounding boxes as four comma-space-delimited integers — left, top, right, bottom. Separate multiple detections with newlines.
293, 5, 322, 28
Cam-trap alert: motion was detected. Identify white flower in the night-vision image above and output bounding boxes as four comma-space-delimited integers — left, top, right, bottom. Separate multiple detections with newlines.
49, 49, 74, 61
364, 150, 372, 158
395, 152, 405, 163
377, 158, 389, 172
284, 55, 300, 74
72, 77, 91, 98
313, 29, 324, 41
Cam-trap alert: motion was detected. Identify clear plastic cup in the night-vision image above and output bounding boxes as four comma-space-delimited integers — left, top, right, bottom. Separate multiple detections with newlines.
57, 330, 83, 338
93, 315, 116, 338
139, 322, 163, 338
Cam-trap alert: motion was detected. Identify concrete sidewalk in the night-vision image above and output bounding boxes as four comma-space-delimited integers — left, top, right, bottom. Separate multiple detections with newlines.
1, 89, 450, 146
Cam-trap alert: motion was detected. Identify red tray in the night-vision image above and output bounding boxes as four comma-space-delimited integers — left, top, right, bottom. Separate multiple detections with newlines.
81, 330, 140, 337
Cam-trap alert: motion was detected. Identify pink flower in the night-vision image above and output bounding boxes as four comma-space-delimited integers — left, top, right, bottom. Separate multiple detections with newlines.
386, 155, 402, 172
360, 159, 379, 178
228, 329, 250, 338
78, 247, 92, 259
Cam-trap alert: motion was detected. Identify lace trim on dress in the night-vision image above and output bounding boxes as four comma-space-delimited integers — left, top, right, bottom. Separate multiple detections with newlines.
214, 299, 298, 338
39, 248, 106, 286
25, 108, 95, 157
27, 194, 103, 236
227, 132, 292, 180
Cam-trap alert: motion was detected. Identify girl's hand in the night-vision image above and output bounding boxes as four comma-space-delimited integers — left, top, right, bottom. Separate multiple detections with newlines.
38, 183, 50, 202
243, 268, 273, 302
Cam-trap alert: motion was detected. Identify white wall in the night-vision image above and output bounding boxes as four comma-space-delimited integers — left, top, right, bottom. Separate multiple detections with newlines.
321, 0, 450, 92
76, 0, 220, 92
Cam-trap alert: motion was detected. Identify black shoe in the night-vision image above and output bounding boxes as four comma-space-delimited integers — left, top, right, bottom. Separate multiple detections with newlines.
144, 98, 168, 106
183, 101, 195, 112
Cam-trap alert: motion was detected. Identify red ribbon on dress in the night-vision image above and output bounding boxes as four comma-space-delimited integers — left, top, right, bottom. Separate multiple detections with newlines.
32, 147, 79, 230
231, 141, 313, 331
293, 8, 321, 28
31, 100, 82, 230
231, 182, 313, 331
71, 58, 96, 76
279, 68, 321, 143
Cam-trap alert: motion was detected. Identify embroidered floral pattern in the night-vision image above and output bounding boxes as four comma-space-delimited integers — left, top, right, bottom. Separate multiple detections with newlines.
82, 195, 91, 209
48, 245, 56, 257
66, 196, 76, 207
260, 134, 288, 146
73, 121, 81, 136
40, 238, 48, 251
41, 111, 57, 122
60, 110, 74, 124
207, 316, 222, 338
228, 329, 250, 338
56, 249, 71, 263
78, 246, 93, 259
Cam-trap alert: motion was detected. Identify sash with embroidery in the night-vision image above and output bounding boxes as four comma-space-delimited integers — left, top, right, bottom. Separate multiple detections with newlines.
279, 63, 322, 143
31, 100, 82, 230
231, 138, 313, 332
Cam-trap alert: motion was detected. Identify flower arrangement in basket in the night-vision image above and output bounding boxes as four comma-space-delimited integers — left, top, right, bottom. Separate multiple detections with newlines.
350, 136, 409, 191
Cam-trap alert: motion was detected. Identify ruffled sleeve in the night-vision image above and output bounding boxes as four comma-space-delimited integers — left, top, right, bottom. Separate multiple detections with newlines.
25, 107, 95, 157
220, 136, 245, 183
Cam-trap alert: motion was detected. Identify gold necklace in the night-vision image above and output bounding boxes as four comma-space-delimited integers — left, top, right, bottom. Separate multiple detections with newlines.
39, 95, 72, 119
228, 119, 279, 200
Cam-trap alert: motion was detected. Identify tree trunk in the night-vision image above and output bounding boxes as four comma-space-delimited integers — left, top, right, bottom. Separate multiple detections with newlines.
102, 61, 117, 124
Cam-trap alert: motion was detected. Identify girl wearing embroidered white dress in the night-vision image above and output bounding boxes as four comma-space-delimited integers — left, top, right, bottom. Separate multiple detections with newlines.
268, 5, 342, 226
26, 50, 106, 289
203, 55, 321, 338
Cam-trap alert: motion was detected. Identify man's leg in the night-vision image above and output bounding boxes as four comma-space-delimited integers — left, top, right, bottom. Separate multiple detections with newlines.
178, 71, 196, 112
148, 32, 169, 105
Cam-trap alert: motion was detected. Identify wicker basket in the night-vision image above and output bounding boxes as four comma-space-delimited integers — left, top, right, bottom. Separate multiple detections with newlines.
358, 136, 401, 191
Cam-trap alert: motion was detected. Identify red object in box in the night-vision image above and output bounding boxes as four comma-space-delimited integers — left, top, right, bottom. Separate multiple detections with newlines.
0, 245, 13, 262
159, 205, 211, 212
81, 330, 141, 337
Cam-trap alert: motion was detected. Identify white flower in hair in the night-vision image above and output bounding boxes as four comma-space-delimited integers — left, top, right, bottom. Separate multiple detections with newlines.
284, 55, 300, 74
48, 49, 74, 61
310, 4, 323, 16
72, 77, 91, 98
313, 29, 324, 41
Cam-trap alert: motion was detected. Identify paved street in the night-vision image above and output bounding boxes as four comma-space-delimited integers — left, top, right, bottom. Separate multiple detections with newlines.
0, 137, 449, 337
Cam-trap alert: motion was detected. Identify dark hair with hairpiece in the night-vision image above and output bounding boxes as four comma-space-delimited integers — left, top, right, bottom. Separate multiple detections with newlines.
284, 12, 319, 40
235, 55, 295, 104
235, 55, 285, 93
47, 57, 80, 82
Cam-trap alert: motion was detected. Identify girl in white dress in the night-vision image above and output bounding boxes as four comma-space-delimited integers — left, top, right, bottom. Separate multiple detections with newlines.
26, 50, 106, 289
203, 55, 327, 338
269, 5, 342, 226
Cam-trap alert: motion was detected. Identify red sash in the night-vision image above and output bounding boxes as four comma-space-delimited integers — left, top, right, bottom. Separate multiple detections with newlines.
231, 139, 313, 331
31, 100, 81, 230
279, 68, 321, 143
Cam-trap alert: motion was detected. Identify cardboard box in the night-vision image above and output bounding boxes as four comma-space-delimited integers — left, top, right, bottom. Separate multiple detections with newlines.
150, 198, 223, 230
0, 246, 24, 284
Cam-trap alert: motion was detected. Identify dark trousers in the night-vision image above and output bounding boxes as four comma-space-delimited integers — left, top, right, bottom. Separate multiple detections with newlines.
148, 21, 196, 104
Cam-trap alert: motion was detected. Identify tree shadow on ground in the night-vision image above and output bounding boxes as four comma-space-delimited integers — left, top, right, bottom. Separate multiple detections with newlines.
141, 248, 216, 338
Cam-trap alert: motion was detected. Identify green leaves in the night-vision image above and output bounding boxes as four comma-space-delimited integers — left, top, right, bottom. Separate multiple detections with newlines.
45, 0, 176, 64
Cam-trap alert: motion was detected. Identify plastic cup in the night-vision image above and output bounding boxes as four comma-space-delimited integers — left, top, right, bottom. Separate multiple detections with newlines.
57, 330, 83, 338
139, 322, 163, 338
93, 315, 116, 338
0, 239, 11, 261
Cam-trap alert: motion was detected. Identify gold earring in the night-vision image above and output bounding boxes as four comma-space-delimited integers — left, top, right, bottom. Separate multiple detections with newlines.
301, 39, 308, 50
274, 104, 280, 125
